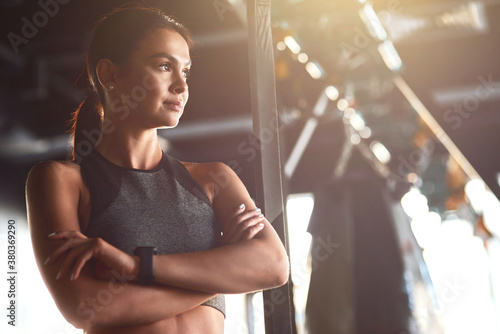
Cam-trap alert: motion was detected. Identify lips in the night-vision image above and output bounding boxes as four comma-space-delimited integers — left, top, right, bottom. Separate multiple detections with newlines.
163, 100, 183, 112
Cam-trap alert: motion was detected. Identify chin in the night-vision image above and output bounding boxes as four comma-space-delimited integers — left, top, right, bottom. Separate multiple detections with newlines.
158, 121, 180, 129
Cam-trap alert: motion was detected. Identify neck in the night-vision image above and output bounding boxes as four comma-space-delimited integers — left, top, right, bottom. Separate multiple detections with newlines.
94, 127, 163, 170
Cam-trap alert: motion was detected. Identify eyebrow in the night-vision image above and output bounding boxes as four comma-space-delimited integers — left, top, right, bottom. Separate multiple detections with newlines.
149, 52, 192, 66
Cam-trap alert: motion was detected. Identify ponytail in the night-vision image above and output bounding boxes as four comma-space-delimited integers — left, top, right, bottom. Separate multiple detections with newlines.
68, 91, 102, 162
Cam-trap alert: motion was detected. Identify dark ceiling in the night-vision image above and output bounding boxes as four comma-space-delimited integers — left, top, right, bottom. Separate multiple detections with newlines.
1, 0, 499, 221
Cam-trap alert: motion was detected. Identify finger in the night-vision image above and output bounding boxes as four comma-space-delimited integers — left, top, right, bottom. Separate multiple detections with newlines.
70, 249, 95, 281
240, 222, 265, 240
48, 230, 84, 240
55, 243, 85, 279
233, 214, 265, 238
57, 242, 95, 280
227, 203, 246, 222
45, 232, 87, 265
223, 213, 262, 242
46, 237, 86, 265
225, 208, 262, 236
224, 214, 265, 244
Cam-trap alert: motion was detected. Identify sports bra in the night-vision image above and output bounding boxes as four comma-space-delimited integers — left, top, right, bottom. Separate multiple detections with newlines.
79, 149, 225, 316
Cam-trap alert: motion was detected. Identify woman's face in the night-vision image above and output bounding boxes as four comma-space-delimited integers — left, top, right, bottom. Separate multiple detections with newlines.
111, 28, 191, 130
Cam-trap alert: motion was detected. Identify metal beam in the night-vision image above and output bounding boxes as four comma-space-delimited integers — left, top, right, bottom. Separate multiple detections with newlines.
247, 0, 295, 333
284, 90, 329, 179
392, 75, 481, 180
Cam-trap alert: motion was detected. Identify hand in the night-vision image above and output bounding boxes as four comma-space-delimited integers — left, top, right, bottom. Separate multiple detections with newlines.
44, 230, 137, 282
221, 204, 266, 245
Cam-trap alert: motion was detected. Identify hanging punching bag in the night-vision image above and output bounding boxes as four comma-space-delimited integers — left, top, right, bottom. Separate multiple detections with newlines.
306, 167, 413, 334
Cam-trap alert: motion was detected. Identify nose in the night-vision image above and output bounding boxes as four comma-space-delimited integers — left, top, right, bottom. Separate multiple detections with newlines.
170, 71, 188, 94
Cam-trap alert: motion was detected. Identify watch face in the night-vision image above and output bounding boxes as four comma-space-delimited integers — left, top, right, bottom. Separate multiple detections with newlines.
134, 247, 156, 285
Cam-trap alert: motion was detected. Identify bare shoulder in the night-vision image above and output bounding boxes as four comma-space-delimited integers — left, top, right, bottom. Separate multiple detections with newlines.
180, 161, 239, 203
26, 160, 82, 189
180, 161, 236, 185
28, 159, 81, 177
26, 159, 88, 240
25, 160, 86, 215
180, 160, 232, 176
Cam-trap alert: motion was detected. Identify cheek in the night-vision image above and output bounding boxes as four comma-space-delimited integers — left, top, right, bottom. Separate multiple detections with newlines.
142, 72, 160, 92
117, 80, 146, 105
133, 78, 164, 106
124, 68, 161, 95
142, 74, 168, 95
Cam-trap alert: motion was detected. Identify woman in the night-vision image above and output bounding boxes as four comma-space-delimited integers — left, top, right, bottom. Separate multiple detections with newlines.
25, 5, 289, 333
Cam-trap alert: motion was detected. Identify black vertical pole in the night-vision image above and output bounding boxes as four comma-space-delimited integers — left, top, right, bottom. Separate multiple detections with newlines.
247, 0, 295, 333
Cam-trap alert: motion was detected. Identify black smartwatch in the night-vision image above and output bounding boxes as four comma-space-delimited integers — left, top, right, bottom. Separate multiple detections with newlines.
133, 246, 158, 285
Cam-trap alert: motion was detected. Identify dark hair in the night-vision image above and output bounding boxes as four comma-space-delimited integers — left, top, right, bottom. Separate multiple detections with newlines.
69, 5, 192, 161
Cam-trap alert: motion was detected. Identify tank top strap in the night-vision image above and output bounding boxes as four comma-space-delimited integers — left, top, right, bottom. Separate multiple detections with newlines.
161, 153, 212, 207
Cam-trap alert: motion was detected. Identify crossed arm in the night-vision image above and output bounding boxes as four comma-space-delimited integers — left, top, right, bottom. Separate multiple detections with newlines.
26, 160, 289, 329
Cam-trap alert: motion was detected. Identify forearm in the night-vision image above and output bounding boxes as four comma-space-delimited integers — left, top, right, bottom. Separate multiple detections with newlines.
25, 161, 216, 330
151, 230, 289, 294
143, 162, 289, 294
57, 273, 215, 330
37, 234, 216, 329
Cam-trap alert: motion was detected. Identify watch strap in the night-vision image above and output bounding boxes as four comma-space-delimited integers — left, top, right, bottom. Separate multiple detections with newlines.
133, 246, 157, 285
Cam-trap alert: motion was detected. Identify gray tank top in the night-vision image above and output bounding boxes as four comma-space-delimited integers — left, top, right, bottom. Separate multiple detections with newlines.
80, 149, 225, 316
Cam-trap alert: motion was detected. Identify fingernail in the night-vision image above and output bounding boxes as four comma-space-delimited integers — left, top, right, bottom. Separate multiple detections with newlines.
258, 223, 264, 227
258, 213, 264, 218
70, 273, 74, 281
56, 271, 61, 280
44, 257, 50, 265
254, 208, 261, 212
48, 232, 56, 237
239, 203, 245, 209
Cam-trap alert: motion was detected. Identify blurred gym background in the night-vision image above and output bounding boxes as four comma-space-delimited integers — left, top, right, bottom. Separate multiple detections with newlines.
1, 0, 500, 333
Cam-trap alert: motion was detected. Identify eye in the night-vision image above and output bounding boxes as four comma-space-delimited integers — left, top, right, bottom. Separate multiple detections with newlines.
182, 68, 191, 79
158, 63, 171, 71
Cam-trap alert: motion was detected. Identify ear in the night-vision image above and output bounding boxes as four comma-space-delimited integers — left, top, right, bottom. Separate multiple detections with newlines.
95, 58, 117, 90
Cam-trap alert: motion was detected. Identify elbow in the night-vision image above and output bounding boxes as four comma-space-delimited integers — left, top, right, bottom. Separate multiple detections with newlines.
46, 290, 97, 330
62, 300, 99, 330
266, 250, 290, 289
275, 253, 290, 287
61, 290, 112, 330
67, 302, 115, 331
248, 239, 290, 291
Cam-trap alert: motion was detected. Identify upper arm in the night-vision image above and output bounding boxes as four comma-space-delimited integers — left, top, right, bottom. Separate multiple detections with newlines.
209, 163, 289, 283
26, 161, 89, 323
26, 161, 220, 328
209, 163, 278, 242
26, 161, 82, 239
208, 163, 257, 225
